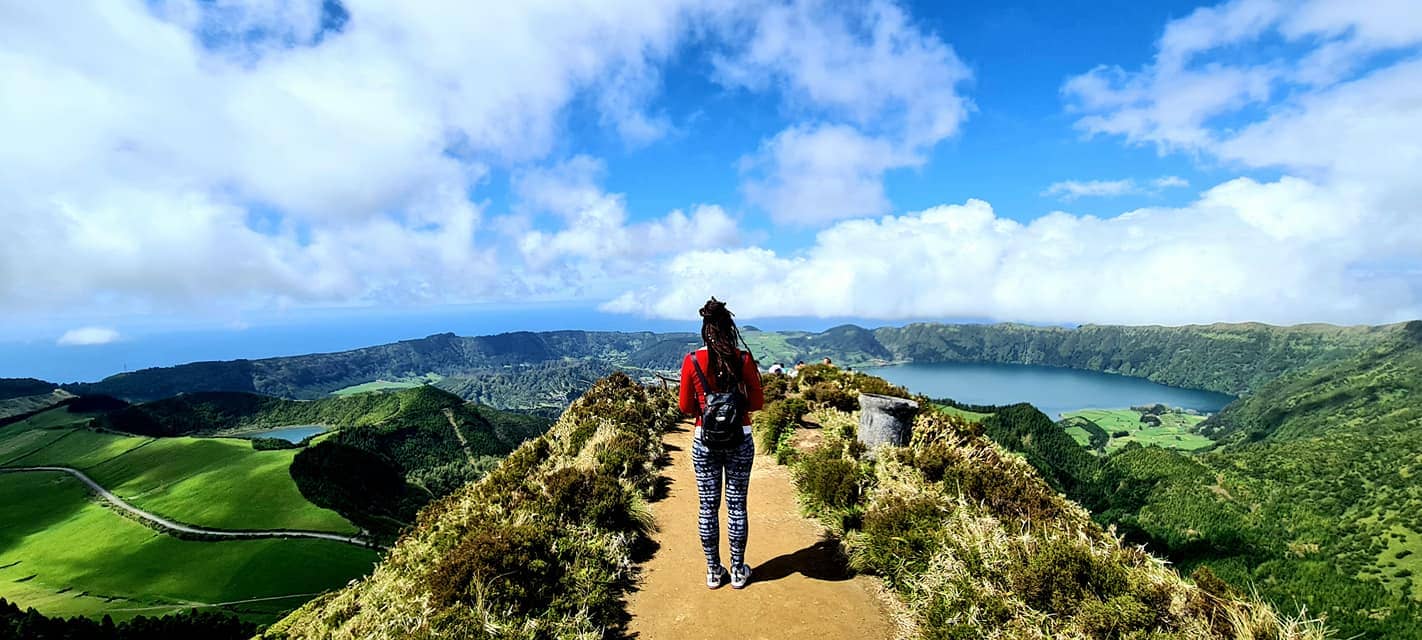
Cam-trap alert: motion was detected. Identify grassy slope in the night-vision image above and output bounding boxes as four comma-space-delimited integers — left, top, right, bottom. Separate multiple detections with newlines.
770, 366, 1325, 639
970, 325, 1422, 638
0, 472, 377, 623
266, 374, 676, 639
1, 407, 356, 533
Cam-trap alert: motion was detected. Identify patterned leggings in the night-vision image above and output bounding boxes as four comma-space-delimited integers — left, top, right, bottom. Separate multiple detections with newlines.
691, 434, 755, 570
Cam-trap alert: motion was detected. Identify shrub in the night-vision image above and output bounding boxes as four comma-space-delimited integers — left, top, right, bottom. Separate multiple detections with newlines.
1073, 594, 1155, 637
846, 374, 911, 399
251, 437, 298, 450
1008, 537, 1128, 614
854, 493, 944, 582
762, 373, 790, 403
794, 444, 863, 513
804, 382, 857, 411
428, 522, 562, 614
543, 466, 639, 531
597, 431, 652, 487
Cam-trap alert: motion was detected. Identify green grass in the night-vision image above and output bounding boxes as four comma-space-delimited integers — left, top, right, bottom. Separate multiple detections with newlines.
4, 428, 355, 534
0, 472, 377, 623
1375, 525, 1422, 601
329, 374, 441, 397
1062, 408, 1213, 453
932, 403, 990, 422
1063, 424, 1092, 447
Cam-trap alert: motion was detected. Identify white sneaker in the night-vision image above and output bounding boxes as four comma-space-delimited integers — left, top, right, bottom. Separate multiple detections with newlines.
707, 565, 728, 589
730, 563, 752, 589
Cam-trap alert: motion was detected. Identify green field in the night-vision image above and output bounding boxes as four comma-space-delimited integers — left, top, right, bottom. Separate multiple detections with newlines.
0, 472, 378, 622
329, 374, 441, 397
1061, 408, 1213, 453
934, 403, 991, 422
1, 408, 355, 533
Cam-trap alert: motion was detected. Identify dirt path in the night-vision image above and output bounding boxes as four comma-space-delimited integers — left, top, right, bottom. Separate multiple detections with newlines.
0, 466, 380, 549
624, 422, 893, 639
443, 408, 477, 465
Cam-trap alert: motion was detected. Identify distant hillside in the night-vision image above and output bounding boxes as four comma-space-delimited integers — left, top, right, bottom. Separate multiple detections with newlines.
872, 322, 1397, 396
966, 321, 1422, 638
0, 378, 57, 400
98, 386, 551, 541
54, 321, 1400, 404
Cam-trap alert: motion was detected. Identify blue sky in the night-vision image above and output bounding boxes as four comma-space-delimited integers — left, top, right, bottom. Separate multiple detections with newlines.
3, 0, 1422, 357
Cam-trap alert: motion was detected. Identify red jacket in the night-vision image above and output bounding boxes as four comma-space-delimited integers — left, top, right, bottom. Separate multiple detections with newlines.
679, 348, 765, 425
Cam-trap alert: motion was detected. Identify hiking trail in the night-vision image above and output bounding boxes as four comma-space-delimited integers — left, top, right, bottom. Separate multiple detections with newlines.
624, 421, 894, 639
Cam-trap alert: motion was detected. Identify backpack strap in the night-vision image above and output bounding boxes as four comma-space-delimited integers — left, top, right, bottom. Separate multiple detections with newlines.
690, 354, 712, 411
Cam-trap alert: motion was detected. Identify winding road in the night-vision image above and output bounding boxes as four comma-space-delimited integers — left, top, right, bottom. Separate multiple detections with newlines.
0, 466, 380, 549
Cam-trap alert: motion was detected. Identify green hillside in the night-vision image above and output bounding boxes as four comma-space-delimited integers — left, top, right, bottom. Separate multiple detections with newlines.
54, 322, 1397, 407
873, 321, 1397, 396
266, 374, 676, 639
955, 323, 1422, 638
0, 471, 377, 623
96, 386, 550, 540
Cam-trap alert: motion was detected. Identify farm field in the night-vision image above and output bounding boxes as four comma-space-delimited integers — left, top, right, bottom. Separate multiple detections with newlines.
329, 374, 441, 396
934, 403, 990, 422
1, 407, 355, 533
0, 472, 378, 623
1061, 408, 1213, 453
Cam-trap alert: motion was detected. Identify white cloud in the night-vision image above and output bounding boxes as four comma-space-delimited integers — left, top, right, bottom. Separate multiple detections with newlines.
511, 156, 743, 295
58, 327, 121, 346
716, 0, 971, 225
608, 1, 1422, 326
1043, 176, 1190, 200
742, 124, 911, 223
1062, 0, 1422, 153
605, 177, 1421, 325
0, 0, 725, 315
1043, 179, 1137, 200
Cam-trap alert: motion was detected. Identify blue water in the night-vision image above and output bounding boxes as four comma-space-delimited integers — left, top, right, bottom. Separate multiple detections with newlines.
861, 362, 1235, 419
236, 425, 327, 443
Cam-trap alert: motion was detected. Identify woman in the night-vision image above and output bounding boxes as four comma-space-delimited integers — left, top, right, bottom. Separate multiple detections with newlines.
678, 298, 765, 590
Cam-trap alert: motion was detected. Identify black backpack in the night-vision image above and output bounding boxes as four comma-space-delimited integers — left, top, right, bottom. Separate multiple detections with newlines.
691, 354, 747, 449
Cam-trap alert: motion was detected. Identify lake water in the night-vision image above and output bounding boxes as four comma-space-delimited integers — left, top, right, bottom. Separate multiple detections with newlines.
860, 362, 1235, 419
236, 425, 327, 443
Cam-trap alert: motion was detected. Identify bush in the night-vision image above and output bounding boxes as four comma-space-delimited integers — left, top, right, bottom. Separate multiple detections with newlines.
251, 437, 298, 450
428, 521, 562, 614
794, 444, 863, 513
543, 466, 639, 531
804, 382, 857, 411
1008, 537, 1128, 614
854, 493, 944, 582
762, 374, 790, 403
1073, 594, 1155, 637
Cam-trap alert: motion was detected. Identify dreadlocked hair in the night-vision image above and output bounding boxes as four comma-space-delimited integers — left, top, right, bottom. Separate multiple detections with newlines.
699, 297, 745, 392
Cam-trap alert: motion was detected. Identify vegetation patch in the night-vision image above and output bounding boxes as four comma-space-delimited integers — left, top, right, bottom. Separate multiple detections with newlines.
0, 472, 378, 624
785, 373, 1330, 639
265, 373, 678, 639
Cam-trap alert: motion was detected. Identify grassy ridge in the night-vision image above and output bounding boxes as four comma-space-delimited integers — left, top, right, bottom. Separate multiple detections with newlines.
266, 373, 677, 639
0, 472, 378, 623
774, 367, 1324, 638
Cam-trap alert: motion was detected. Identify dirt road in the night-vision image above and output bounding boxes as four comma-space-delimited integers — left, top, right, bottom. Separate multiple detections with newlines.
624, 423, 893, 639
